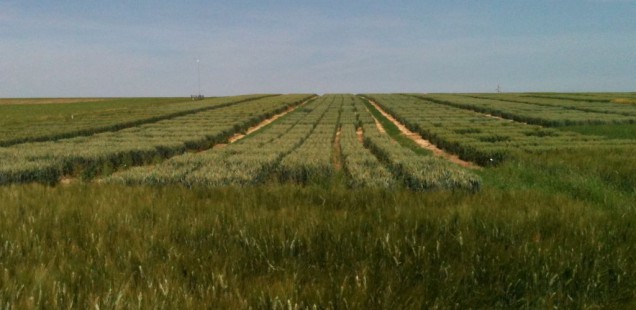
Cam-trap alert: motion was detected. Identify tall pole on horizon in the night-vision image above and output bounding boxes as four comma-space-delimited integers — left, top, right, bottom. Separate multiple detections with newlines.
196, 59, 201, 97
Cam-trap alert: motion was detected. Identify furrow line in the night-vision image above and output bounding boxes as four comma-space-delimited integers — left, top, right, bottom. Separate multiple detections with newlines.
227, 98, 311, 144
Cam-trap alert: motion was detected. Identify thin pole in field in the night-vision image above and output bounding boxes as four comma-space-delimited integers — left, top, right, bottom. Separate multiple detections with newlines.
197, 59, 201, 97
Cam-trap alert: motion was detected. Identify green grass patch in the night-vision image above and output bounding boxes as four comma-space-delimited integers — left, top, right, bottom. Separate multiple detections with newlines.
478, 147, 636, 204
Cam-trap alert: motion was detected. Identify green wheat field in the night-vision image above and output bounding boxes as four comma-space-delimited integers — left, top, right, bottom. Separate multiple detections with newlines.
1, 93, 635, 308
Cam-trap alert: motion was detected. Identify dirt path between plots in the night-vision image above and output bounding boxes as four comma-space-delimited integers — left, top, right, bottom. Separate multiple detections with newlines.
367, 100, 481, 169
373, 117, 386, 133
484, 113, 507, 121
482, 113, 526, 124
365, 106, 387, 133
356, 127, 364, 143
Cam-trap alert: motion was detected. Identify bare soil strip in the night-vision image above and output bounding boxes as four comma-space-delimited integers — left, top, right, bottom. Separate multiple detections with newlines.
368, 100, 481, 169
484, 113, 506, 121
374, 117, 387, 133
0, 98, 109, 105
216, 100, 308, 149
356, 127, 364, 143
483, 113, 526, 124
333, 127, 343, 171
366, 106, 387, 134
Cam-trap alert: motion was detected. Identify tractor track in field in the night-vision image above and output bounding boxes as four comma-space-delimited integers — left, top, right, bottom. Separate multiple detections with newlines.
367, 100, 481, 169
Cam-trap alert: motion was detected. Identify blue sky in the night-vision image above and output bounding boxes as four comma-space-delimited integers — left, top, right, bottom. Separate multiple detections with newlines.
1, 0, 635, 97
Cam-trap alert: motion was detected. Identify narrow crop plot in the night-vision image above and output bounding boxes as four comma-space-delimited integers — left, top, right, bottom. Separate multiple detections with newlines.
338, 97, 396, 188
361, 120, 481, 192
339, 124, 396, 188
277, 96, 341, 182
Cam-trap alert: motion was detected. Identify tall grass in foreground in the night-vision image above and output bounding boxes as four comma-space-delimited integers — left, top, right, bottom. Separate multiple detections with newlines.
0, 182, 634, 308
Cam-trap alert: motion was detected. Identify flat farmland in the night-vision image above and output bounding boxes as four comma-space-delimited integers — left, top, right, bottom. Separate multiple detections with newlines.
1, 93, 635, 308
